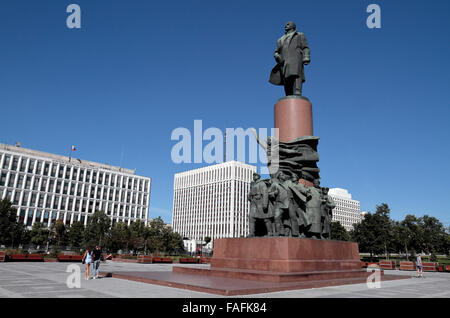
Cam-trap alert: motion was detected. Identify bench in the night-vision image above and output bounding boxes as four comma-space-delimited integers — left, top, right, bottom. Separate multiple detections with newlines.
379, 260, 395, 270
57, 254, 83, 262
199, 257, 211, 264
179, 258, 199, 264
0, 251, 5, 262
137, 255, 153, 263
152, 257, 172, 264
10, 254, 44, 262
118, 254, 133, 259
422, 262, 437, 272
399, 261, 416, 270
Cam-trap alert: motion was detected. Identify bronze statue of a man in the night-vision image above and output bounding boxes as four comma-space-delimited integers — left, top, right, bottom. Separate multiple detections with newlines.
320, 187, 336, 239
269, 21, 311, 96
248, 173, 272, 237
302, 179, 323, 239
287, 173, 310, 237
268, 171, 291, 236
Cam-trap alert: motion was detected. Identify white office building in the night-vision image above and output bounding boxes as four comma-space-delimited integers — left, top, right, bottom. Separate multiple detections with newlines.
172, 161, 256, 242
328, 188, 362, 231
0, 143, 151, 228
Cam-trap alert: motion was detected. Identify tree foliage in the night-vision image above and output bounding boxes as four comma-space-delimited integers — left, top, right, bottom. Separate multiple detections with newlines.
330, 221, 350, 241
0, 198, 18, 246
29, 222, 50, 247
84, 210, 111, 247
67, 221, 85, 247
351, 203, 450, 257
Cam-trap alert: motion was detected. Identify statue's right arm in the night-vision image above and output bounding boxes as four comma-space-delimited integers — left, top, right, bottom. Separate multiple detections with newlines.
251, 128, 267, 151
274, 39, 282, 64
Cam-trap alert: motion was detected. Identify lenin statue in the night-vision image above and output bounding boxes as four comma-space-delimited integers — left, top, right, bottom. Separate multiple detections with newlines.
269, 21, 310, 96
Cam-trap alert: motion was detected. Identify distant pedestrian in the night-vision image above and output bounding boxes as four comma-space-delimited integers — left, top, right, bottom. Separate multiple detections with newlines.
416, 253, 423, 278
82, 246, 93, 280
92, 245, 104, 279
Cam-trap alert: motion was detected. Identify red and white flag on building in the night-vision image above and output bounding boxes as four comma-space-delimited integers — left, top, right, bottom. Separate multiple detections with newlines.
71, 145, 76, 151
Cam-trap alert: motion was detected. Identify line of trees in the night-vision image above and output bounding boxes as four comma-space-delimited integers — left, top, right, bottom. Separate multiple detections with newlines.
331, 203, 450, 259
0, 199, 184, 255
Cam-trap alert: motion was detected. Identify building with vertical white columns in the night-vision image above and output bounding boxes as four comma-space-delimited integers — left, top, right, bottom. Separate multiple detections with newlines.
328, 188, 362, 231
0, 143, 151, 228
172, 161, 256, 242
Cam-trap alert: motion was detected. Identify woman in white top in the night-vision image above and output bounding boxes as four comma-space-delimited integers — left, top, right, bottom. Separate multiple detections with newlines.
82, 246, 93, 280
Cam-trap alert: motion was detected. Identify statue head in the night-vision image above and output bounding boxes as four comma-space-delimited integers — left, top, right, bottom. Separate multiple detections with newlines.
285, 21, 297, 33
252, 173, 261, 182
277, 171, 288, 182
313, 179, 321, 188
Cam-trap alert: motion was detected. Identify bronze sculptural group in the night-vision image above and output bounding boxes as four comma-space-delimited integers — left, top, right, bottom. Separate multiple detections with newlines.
248, 21, 335, 240
248, 172, 335, 239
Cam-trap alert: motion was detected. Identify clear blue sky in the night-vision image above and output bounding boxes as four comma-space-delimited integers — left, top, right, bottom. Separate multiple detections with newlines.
1, 0, 449, 226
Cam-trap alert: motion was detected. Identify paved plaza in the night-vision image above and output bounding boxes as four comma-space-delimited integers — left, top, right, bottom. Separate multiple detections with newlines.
0, 261, 449, 298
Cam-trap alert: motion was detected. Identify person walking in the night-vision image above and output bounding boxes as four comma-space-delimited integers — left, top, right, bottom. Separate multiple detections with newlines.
416, 253, 423, 278
82, 246, 93, 280
92, 245, 104, 279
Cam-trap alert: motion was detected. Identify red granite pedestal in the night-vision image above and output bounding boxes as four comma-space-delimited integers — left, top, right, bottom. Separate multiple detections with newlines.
105, 238, 408, 296
175, 238, 368, 282
274, 96, 313, 142
274, 96, 315, 187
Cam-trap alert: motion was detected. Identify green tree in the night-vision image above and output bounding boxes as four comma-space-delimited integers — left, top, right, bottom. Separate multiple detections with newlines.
0, 198, 18, 246
166, 231, 185, 254
50, 220, 68, 247
350, 213, 380, 257
67, 221, 85, 247
419, 215, 447, 254
84, 211, 110, 247
400, 214, 423, 255
11, 222, 28, 248
330, 221, 350, 241
144, 217, 184, 255
373, 203, 395, 259
146, 217, 166, 254
29, 222, 50, 247
107, 222, 130, 252
129, 221, 147, 252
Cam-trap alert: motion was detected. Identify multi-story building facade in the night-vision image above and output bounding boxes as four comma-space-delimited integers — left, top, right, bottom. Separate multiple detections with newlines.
0, 143, 151, 228
172, 161, 256, 242
328, 188, 362, 231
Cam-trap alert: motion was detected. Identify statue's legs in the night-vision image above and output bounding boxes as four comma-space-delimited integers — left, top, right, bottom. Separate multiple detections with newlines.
248, 215, 256, 237
283, 76, 303, 96
264, 219, 273, 236
289, 204, 300, 237
274, 208, 285, 236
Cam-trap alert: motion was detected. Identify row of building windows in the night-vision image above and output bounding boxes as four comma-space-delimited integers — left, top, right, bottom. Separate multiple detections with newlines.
1, 187, 147, 217
0, 153, 150, 192
0, 170, 149, 205
175, 165, 253, 188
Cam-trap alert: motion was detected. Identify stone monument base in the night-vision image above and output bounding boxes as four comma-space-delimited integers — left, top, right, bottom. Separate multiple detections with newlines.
174, 238, 372, 283
104, 238, 409, 295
